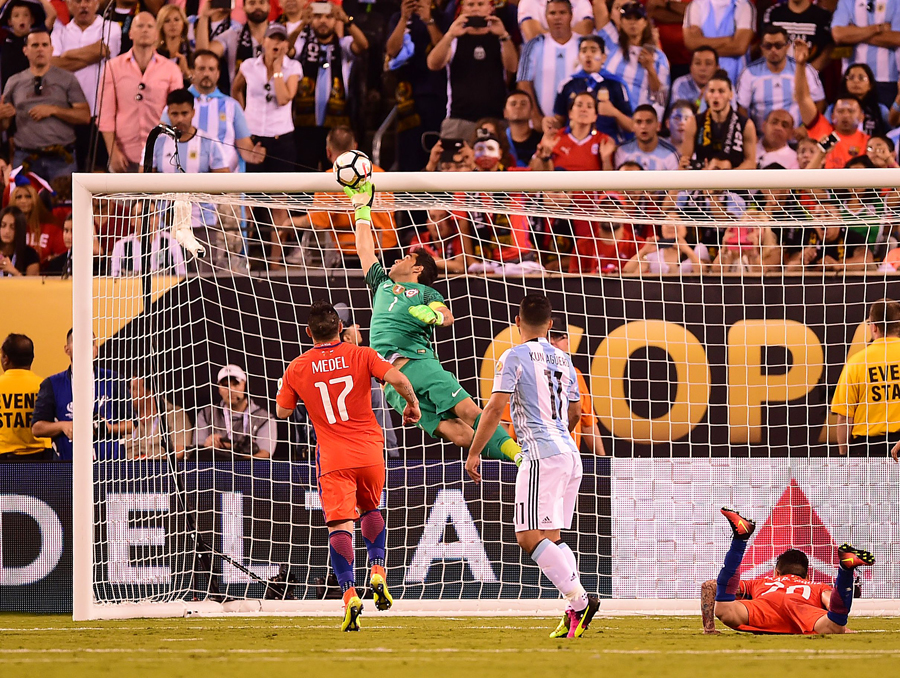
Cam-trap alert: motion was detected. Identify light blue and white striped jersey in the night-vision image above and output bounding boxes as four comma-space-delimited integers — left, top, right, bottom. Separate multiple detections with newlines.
736, 57, 824, 131
517, 34, 581, 117
598, 23, 670, 118
683, 0, 755, 84
152, 134, 227, 226
670, 73, 708, 113
833, 0, 900, 82
493, 337, 580, 460
614, 138, 680, 170
161, 87, 251, 172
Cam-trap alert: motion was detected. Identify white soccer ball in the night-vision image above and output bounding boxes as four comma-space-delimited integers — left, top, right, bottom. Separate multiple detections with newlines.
333, 150, 373, 189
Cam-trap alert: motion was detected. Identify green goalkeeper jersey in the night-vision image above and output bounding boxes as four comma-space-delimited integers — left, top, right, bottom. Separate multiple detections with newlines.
365, 261, 445, 361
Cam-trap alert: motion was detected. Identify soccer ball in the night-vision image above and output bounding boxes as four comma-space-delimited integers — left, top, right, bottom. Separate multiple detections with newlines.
333, 150, 373, 189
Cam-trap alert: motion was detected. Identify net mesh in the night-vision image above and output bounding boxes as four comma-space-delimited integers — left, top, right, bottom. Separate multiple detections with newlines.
83, 178, 900, 612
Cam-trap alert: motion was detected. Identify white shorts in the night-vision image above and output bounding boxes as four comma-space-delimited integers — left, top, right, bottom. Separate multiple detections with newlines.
513, 452, 583, 532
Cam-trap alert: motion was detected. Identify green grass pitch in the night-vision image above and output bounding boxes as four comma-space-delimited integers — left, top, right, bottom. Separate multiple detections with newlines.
2, 614, 900, 678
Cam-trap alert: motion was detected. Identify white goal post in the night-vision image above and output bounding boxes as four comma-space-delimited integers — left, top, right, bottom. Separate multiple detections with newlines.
71, 169, 900, 621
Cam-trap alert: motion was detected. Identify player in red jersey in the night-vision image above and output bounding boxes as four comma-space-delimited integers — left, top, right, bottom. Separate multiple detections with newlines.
701, 507, 875, 635
276, 301, 420, 632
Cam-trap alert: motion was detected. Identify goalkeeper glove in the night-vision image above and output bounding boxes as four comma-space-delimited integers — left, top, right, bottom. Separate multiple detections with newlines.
514, 452, 523, 468
409, 304, 444, 326
343, 180, 375, 223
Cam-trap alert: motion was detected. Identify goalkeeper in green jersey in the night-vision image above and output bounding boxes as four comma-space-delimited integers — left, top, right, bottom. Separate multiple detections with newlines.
345, 180, 522, 464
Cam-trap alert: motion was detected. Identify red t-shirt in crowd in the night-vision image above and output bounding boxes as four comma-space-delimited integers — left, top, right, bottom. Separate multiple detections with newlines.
27, 223, 66, 263
277, 341, 392, 475
807, 114, 869, 169
551, 129, 612, 171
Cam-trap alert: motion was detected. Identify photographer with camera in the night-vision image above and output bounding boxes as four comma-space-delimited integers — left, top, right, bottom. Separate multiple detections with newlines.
794, 39, 869, 169
195, 364, 277, 459
426, 0, 518, 140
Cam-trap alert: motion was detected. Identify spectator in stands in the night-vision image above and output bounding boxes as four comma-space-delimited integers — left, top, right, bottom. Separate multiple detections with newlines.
531, 91, 616, 170
275, 0, 308, 37
832, 0, 900, 105
385, 0, 448, 172
737, 25, 825, 132
276, 126, 397, 267
837, 63, 893, 135
156, 4, 192, 85
756, 109, 798, 169
614, 104, 680, 170
517, 0, 581, 123
124, 375, 192, 459
108, 0, 162, 54
196, 363, 277, 459
0, 27, 90, 181
197, 0, 270, 86
98, 12, 184, 172
517, 0, 592, 40
595, 1, 670, 116
682, 0, 754, 84
427, 0, 518, 139
408, 208, 473, 274
553, 35, 633, 142
711, 217, 781, 275
425, 137, 477, 171
11, 183, 64, 264
0, 205, 39, 276
192, 0, 243, 93
796, 42, 870, 169
671, 153, 746, 257
681, 69, 756, 169
0, 333, 51, 460
647, 0, 693, 81
670, 46, 718, 114
796, 135, 818, 168
503, 90, 543, 166
572, 206, 640, 274
665, 98, 695, 148
867, 134, 899, 167
623, 219, 703, 274
548, 316, 605, 455
42, 212, 73, 276
162, 49, 265, 173
332, 302, 400, 458
290, 2, 367, 171
1, 0, 56, 91
233, 23, 300, 172
51, 0, 122, 174
471, 128, 514, 170
32, 328, 134, 461
763, 0, 833, 70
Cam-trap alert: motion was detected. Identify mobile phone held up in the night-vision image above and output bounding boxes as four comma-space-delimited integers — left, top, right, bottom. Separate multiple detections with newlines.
465, 15, 488, 29
439, 138, 465, 164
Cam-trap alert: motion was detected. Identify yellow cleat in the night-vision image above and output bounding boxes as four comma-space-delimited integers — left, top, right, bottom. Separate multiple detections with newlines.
370, 573, 393, 611
341, 596, 363, 632
549, 613, 570, 638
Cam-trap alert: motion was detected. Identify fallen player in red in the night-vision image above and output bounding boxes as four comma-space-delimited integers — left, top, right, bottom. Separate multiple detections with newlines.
700, 508, 875, 635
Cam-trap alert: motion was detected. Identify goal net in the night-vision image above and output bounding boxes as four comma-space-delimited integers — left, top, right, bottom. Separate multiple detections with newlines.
72, 169, 900, 620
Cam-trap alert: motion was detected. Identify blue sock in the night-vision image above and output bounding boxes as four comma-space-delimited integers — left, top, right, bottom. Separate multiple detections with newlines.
328, 530, 355, 592
715, 538, 748, 602
827, 567, 854, 626
360, 510, 386, 568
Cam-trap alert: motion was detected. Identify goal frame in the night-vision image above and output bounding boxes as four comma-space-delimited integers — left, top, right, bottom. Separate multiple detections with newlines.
71, 169, 900, 621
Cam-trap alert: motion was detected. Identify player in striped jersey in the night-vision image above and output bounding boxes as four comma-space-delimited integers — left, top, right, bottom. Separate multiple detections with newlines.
467, 294, 600, 638
517, 0, 581, 119
735, 25, 824, 132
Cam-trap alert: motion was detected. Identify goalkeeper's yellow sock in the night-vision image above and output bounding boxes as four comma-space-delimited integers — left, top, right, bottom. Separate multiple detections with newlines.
473, 413, 521, 462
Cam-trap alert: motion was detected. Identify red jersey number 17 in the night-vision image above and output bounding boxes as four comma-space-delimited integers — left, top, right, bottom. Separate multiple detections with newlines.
314, 376, 354, 424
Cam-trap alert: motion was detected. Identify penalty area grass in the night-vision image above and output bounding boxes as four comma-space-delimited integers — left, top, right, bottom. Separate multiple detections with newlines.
1, 614, 900, 678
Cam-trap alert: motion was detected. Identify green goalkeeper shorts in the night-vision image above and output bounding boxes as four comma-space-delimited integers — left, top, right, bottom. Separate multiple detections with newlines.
383, 357, 471, 437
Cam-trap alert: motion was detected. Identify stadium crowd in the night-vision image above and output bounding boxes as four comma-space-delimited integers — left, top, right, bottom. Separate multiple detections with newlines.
1, 0, 900, 277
